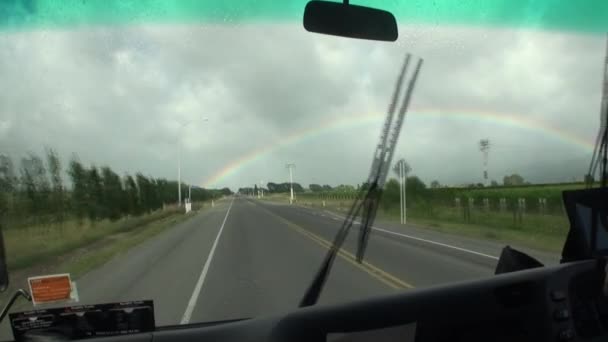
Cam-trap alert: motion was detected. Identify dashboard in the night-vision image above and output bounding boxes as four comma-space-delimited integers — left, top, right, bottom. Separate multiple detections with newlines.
24, 258, 603, 342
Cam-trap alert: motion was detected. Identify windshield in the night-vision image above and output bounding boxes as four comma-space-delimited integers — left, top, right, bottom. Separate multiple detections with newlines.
0, 0, 607, 335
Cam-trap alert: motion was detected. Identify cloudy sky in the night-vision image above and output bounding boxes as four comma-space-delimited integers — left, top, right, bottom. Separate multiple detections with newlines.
0, 21, 605, 190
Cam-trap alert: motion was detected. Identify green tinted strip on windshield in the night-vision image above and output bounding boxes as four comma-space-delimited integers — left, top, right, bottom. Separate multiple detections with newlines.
1, 0, 607, 32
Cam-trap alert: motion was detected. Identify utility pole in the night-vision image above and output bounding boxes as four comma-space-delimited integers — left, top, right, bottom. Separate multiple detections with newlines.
401, 162, 406, 224
260, 180, 265, 198
286, 163, 296, 204
399, 162, 404, 224
178, 141, 181, 206
479, 139, 491, 186
176, 117, 208, 207
394, 159, 410, 225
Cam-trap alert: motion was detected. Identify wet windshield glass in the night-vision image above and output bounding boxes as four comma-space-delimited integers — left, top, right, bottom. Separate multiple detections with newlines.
0, 0, 607, 335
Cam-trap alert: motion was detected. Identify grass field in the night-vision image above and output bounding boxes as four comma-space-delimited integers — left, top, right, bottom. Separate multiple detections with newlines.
4, 208, 177, 271
0, 201, 212, 307
3, 200, 216, 271
263, 194, 568, 253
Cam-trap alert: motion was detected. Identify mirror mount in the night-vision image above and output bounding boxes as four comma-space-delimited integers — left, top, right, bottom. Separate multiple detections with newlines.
303, 0, 398, 42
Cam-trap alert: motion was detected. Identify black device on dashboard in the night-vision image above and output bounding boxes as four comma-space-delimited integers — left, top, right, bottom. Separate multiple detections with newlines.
561, 188, 608, 262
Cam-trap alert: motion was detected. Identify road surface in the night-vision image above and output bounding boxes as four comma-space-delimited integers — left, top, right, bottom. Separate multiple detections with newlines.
0, 196, 559, 338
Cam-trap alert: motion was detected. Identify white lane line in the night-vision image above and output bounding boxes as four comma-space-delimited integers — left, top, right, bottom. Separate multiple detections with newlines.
180, 197, 235, 324
323, 211, 498, 260
372, 227, 499, 260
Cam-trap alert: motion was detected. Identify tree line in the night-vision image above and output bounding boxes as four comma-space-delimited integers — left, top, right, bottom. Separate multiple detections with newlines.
238, 182, 381, 195
0, 148, 230, 227
238, 182, 307, 195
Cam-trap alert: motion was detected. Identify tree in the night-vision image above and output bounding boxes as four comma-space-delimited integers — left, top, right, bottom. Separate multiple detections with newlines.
20, 153, 50, 215
334, 184, 355, 192
136, 173, 153, 213
101, 166, 124, 220
124, 175, 139, 215
254, 184, 258, 195
46, 148, 65, 222
430, 180, 441, 189
266, 182, 301, 193
392, 159, 411, 178
292, 183, 304, 193
0, 155, 17, 215
0, 155, 17, 193
190, 185, 213, 202
309, 184, 323, 192
490, 180, 499, 187
238, 187, 254, 195
268, 182, 284, 193
20, 159, 36, 212
322, 184, 332, 191
406, 176, 427, 199
87, 166, 104, 220
503, 173, 525, 186
381, 178, 400, 210
68, 156, 88, 221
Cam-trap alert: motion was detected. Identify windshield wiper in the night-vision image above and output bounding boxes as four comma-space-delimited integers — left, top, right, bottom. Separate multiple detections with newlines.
587, 35, 608, 187
299, 53, 423, 307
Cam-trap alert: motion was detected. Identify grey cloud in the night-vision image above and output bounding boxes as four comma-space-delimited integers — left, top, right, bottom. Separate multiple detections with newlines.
0, 24, 605, 190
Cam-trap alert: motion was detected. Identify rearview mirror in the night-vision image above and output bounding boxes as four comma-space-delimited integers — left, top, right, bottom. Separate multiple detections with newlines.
303, 1, 398, 42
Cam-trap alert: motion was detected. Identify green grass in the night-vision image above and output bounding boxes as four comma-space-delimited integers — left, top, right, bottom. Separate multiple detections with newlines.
267, 194, 568, 253
0, 203, 209, 305
395, 215, 566, 253
3, 200, 217, 271
5, 209, 177, 271
299, 182, 588, 215
64, 213, 192, 278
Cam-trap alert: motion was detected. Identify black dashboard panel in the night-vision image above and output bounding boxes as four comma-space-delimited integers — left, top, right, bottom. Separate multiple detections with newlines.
26, 260, 606, 342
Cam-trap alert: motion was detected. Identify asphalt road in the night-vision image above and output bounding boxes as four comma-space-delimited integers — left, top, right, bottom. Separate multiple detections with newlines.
1, 196, 560, 339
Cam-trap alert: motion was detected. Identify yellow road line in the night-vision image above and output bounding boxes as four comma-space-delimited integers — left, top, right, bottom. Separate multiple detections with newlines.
252, 201, 414, 290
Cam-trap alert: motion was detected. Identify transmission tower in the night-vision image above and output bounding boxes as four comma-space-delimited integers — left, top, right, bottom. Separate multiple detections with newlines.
479, 139, 491, 185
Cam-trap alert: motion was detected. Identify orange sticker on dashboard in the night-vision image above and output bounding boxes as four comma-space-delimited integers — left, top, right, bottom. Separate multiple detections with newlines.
28, 274, 73, 305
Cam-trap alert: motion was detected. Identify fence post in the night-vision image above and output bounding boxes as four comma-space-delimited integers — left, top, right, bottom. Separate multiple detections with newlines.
464, 197, 473, 222
538, 198, 546, 215
517, 198, 525, 224
483, 198, 490, 212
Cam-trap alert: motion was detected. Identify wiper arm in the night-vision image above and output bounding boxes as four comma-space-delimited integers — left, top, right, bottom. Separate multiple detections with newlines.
587, 35, 608, 186
299, 54, 423, 307
357, 57, 423, 262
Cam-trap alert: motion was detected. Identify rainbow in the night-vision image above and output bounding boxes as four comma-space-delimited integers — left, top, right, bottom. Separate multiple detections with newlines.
202, 109, 595, 188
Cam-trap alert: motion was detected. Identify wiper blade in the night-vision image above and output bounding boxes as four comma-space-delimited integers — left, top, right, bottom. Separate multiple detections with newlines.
587, 35, 608, 186
357, 57, 422, 262
299, 53, 423, 307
